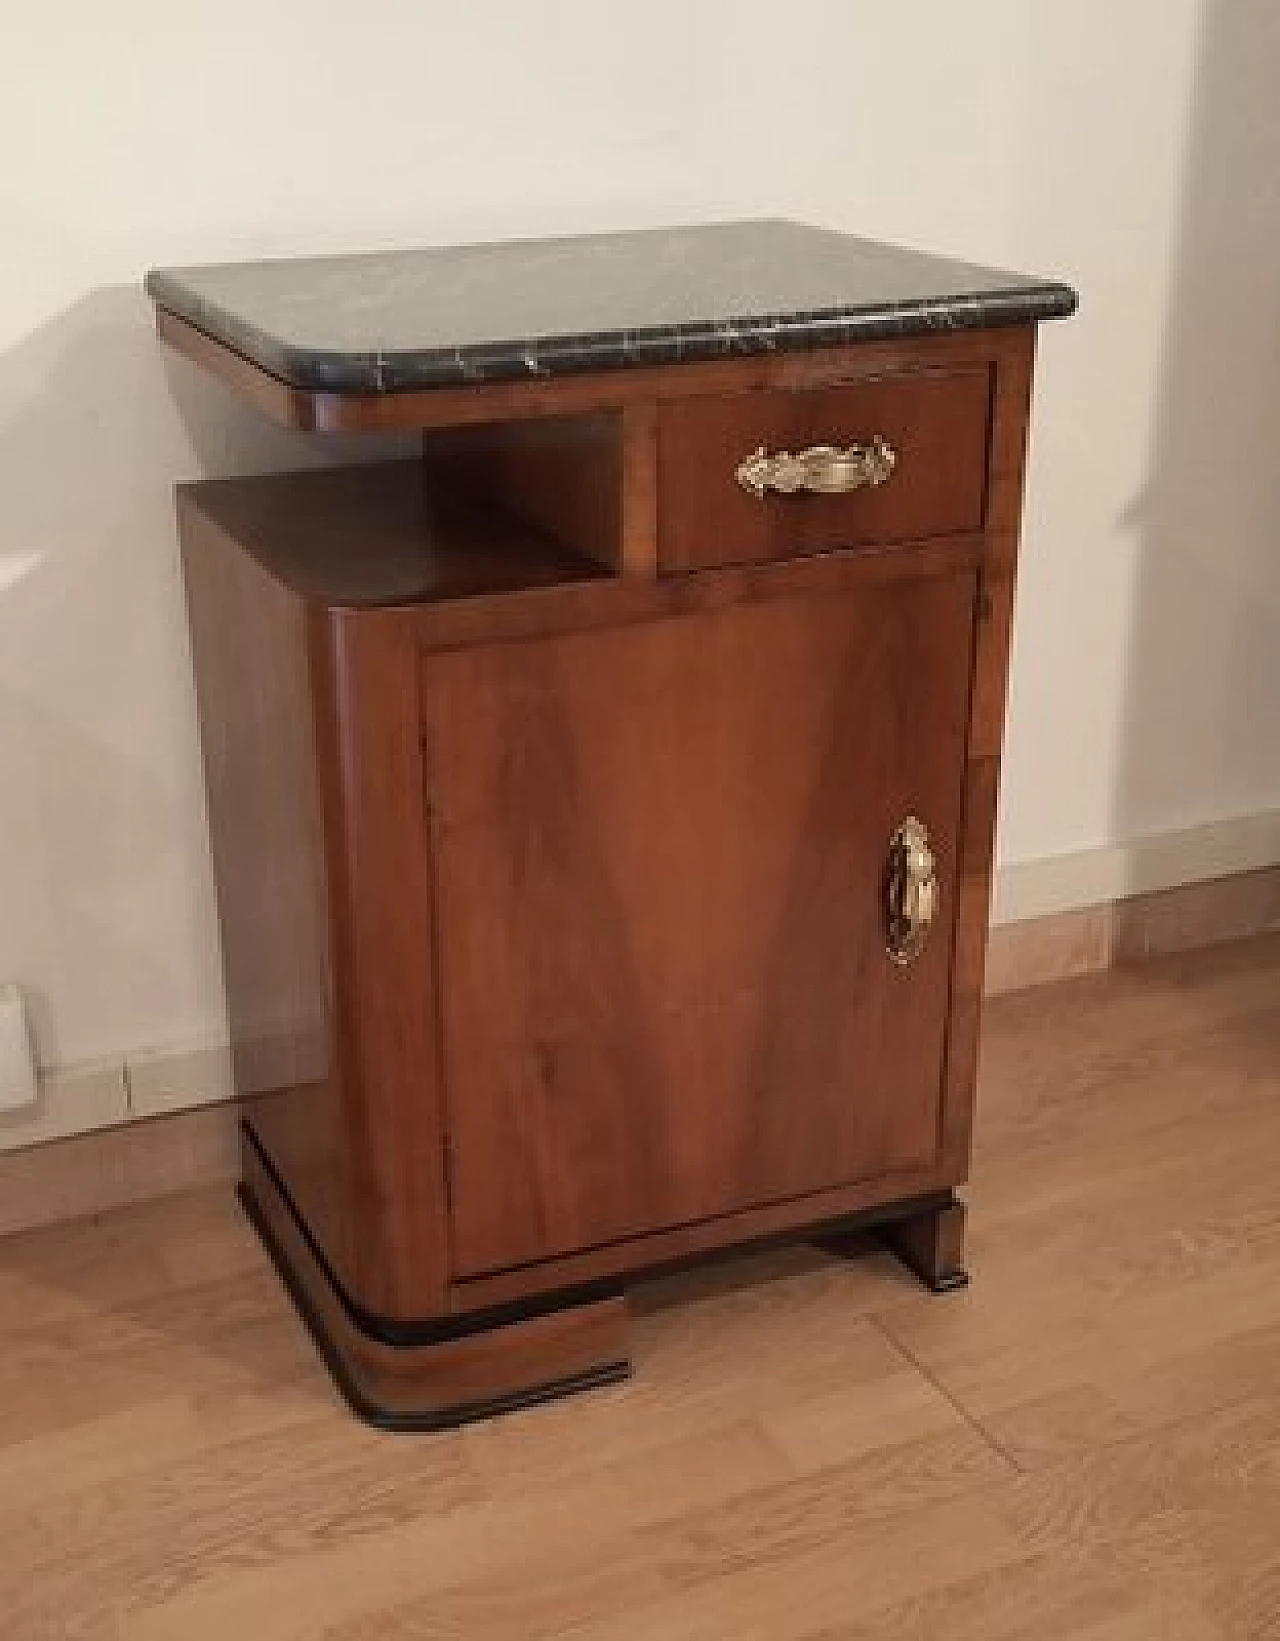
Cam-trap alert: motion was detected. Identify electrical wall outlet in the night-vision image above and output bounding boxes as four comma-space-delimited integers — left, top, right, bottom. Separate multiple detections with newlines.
0, 985, 37, 1112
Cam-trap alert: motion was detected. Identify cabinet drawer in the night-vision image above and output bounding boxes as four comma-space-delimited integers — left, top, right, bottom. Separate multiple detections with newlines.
657, 367, 991, 572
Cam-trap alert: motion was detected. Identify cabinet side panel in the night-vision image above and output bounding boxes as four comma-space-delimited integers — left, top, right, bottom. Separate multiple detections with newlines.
941, 327, 1038, 1173
177, 492, 354, 1283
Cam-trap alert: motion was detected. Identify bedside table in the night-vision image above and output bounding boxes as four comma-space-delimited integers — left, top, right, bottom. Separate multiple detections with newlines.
148, 221, 1076, 1428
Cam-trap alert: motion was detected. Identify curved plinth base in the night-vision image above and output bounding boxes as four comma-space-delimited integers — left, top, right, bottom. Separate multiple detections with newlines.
239, 1134, 632, 1432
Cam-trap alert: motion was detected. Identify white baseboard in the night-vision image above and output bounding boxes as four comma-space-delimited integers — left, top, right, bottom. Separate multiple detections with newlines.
0, 1057, 128, 1155
3, 810, 1276, 1158
993, 810, 1280, 926
126, 1041, 235, 1119
0, 1101, 242, 1238
0, 1041, 232, 1157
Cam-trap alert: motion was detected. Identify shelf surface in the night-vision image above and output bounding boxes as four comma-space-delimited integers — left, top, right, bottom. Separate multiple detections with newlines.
184, 461, 609, 608
147, 219, 1077, 394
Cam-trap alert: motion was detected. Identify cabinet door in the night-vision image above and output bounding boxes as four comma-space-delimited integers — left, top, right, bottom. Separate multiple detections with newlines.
421, 571, 976, 1277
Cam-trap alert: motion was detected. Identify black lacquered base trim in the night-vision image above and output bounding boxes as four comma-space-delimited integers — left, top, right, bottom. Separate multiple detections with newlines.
247, 1120, 970, 1348
241, 1122, 634, 1350
238, 1181, 631, 1433
241, 1117, 970, 1429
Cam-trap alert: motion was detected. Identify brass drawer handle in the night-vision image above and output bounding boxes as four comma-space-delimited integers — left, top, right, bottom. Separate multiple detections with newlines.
885, 816, 937, 966
735, 436, 897, 498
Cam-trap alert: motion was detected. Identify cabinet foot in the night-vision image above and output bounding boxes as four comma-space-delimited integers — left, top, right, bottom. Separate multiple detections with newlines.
878, 1193, 969, 1293
239, 1128, 631, 1431
812, 1192, 970, 1293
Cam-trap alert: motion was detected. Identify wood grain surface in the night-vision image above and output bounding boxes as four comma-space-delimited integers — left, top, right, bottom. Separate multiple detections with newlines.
0, 934, 1277, 1637
187, 460, 608, 608
176, 326, 1034, 1354
421, 571, 977, 1276
178, 495, 356, 1286
240, 1126, 631, 1428
657, 366, 991, 571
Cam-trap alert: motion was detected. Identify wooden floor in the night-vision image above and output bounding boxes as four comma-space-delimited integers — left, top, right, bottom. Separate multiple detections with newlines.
3, 935, 1280, 1639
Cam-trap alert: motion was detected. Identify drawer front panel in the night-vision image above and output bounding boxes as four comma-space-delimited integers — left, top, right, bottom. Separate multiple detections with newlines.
421, 569, 978, 1278
657, 367, 991, 572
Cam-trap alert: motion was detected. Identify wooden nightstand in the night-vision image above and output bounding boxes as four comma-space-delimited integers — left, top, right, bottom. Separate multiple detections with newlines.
148, 221, 1075, 1427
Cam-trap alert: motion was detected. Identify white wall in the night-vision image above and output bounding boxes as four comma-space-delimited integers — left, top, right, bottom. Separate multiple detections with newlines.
1, 0, 1277, 1088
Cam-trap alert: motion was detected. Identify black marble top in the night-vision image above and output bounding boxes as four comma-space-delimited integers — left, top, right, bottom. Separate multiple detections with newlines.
146, 220, 1076, 395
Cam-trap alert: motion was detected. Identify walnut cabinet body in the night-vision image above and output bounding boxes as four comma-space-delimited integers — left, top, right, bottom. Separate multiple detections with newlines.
173, 316, 1041, 1428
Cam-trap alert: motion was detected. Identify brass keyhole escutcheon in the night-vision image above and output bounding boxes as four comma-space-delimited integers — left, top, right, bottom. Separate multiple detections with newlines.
885, 816, 938, 966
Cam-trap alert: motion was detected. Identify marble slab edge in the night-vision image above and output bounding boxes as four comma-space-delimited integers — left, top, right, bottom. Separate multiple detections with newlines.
146, 277, 1078, 396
